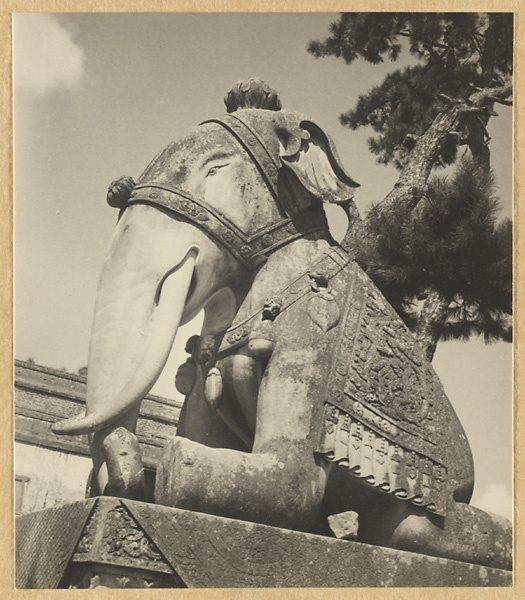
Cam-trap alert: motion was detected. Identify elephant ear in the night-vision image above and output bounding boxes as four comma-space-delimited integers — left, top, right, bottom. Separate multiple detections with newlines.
277, 115, 359, 204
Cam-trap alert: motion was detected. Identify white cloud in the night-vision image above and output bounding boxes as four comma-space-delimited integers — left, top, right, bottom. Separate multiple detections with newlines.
471, 483, 513, 521
14, 14, 85, 92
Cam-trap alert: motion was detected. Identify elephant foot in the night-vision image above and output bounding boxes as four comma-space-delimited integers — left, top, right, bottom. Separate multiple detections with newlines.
390, 501, 512, 570
155, 436, 329, 532
102, 427, 146, 501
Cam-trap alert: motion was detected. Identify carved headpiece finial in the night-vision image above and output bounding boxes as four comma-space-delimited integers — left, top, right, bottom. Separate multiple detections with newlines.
224, 78, 282, 113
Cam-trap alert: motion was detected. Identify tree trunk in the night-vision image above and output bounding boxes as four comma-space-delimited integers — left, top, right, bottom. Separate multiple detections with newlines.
353, 80, 512, 358
368, 107, 461, 218
414, 289, 450, 362
365, 80, 513, 222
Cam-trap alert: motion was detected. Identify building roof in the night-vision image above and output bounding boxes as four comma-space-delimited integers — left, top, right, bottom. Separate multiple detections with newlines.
15, 360, 182, 469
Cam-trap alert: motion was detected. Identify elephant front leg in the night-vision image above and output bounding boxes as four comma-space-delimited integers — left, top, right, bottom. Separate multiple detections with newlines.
155, 437, 330, 531
89, 406, 146, 499
155, 347, 331, 531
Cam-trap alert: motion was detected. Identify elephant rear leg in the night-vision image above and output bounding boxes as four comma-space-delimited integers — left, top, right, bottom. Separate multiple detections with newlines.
389, 500, 512, 570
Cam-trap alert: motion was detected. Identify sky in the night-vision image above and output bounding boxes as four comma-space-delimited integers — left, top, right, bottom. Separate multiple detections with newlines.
13, 13, 512, 519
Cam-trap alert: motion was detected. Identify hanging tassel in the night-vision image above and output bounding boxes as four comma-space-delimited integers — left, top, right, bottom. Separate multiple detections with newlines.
175, 359, 197, 396
204, 367, 223, 410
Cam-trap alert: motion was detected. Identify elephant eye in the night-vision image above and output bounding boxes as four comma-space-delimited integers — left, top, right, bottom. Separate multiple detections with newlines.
206, 163, 229, 177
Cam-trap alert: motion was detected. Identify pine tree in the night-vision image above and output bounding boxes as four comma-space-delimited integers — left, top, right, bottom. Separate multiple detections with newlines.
309, 13, 512, 171
310, 13, 513, 358
355, 158, 511, 360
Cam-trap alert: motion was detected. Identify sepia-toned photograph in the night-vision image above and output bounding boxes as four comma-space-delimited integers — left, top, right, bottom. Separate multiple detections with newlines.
13, 12, 513, 590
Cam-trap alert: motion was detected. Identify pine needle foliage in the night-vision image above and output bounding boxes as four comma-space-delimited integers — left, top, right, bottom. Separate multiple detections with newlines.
355, 157, 512, 354
308, 13, 513, 169
310, 13, 513, 357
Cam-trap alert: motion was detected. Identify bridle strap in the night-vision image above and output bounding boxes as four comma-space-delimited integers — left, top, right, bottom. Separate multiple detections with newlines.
127, 184, 327, 271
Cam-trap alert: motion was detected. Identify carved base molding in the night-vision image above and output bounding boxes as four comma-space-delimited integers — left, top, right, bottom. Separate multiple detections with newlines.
67, 564, 176, 589
16, 497, 512, 589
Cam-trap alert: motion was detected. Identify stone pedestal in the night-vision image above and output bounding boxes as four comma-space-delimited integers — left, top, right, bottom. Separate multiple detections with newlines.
16, 497, 512, 589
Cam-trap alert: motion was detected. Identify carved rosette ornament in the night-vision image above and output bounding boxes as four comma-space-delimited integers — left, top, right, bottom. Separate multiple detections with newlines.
103, 505, 165, 562
71, 499, 176, 586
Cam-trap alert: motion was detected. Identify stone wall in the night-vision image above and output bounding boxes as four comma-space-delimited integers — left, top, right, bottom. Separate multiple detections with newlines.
15, 443, 92, 514
14, 360, 182, 514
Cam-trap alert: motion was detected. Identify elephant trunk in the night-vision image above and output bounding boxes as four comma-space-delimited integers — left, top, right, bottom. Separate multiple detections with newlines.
52, 204, 197, 435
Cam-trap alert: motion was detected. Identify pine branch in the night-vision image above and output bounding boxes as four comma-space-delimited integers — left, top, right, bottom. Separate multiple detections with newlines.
397, 28, 450, 51
366, 77, 512, 218
468, 80, 513, 106
488, 96, 513, 106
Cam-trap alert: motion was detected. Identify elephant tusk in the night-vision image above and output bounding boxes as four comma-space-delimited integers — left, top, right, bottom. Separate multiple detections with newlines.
52, 250, 197, 435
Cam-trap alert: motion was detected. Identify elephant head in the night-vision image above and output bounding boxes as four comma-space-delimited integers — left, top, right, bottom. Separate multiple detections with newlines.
52, 97, 359, 440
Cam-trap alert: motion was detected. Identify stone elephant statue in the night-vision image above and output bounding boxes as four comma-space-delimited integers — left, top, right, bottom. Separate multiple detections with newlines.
53, 80, 511, 570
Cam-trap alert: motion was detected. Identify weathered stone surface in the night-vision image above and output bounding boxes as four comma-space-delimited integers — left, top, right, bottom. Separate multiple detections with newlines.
71, 498, 176, 579
328, 510, 359, 540
316, 260, 472, 517
224, 78, 282, 113
68, 568, 174, 589
103, 427, 146, 500
15, 499, 96, 589
15, 499, 512, 589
